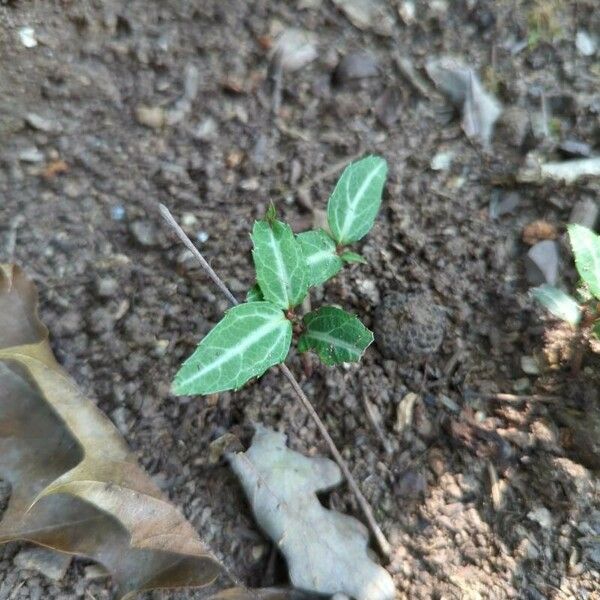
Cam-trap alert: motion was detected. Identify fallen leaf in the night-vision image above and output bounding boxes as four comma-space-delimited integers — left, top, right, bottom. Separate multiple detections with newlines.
426, 56, 502, 147
0, 264, 227, 598
228, 426, 396, 600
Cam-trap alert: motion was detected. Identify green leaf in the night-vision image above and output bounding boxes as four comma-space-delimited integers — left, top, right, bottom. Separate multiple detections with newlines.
327, 155, 388, 245
246, 283, 264, 302
340, 251, 367, 264
532, 284, 582, 326
297, 230, 343, 287
265, 202, 278, 224
297, 306, 373, 365
593, 320, 600, 339
251, 220, 309, 309
173, 302, 292, 395
568, 224, 600, 299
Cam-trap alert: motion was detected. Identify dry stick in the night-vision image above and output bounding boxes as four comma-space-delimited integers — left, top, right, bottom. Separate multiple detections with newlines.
159, 203, 392, 559
486, 393, 561, 403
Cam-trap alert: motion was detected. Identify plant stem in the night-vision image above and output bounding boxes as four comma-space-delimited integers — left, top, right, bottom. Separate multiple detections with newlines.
159, 203, 392, 559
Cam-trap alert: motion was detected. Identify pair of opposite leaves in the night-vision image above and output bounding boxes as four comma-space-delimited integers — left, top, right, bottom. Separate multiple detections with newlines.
173, 155, 388, 397
0, 264, 307, 599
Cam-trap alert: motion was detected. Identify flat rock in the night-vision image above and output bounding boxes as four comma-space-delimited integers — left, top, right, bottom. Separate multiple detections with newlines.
273, 29, 318, 72
525, 240, 558, 286
25, 112, 62, 134
569, 198, 598, 230
14, 547, 71, 582
333, 51, 379, 84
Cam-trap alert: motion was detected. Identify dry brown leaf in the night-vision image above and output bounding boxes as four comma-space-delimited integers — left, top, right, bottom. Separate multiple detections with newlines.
0, 264, 232, 598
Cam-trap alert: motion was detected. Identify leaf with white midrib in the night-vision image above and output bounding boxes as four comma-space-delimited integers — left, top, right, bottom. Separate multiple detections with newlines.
297, 230, 343, 287
252, 220, 309, 309
298, 306, 373, 365
568, 224, 600, 300
173, 302, 292, 395
327, 156, 388, 245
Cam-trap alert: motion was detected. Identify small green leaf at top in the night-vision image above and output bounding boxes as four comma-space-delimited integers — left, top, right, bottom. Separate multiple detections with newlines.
297, 306, 373, 366
327, 155, 388, 245
340, 250, 367, 264
568, 224, 600, 300
252, 219, 309, 309
297, 229, 343, 287
246, 283, 264, 302
532, 284, 582, 327
265, 202, 278, 225
172, 302, 292, 395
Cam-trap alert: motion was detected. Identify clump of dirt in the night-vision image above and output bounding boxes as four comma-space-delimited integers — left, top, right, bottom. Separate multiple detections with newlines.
374, 291, 447, 361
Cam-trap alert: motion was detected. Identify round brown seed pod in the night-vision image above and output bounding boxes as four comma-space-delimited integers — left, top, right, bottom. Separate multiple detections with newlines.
374, 291, 446, 361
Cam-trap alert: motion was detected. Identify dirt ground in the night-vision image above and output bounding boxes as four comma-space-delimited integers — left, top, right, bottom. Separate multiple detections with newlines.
2, 1, 600, 598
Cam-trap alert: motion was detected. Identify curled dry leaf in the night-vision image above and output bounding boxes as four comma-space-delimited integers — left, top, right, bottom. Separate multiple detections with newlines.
426, 56, 502, 147
0, 264, 233, 598
228, 426, 395, 600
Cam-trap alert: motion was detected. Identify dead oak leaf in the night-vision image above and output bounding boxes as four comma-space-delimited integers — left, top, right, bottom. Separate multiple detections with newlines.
228, 426, 396, 600
0, 264, 228, 598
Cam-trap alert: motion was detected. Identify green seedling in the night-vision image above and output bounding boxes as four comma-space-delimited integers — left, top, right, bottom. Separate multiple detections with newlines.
172, 155, 388, 396
533, 224, 600, 336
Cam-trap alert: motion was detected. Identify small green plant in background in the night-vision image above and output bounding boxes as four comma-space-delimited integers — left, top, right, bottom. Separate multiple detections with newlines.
172, 155, 388, 396
533, 224, 600, 335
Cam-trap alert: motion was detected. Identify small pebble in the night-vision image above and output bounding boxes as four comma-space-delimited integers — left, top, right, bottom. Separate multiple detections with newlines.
194, 117, 218, 141
130, 220, 158, 247
520, 355, 540, 375
181, 212, 198, 228
490, 191, 520, 219
273, 28, 318, 72
430, 151, 454, 171
135, 105, 165, 129
569, 198, 598, 230
26, 113, 62, 134
18, 147, 45, 163
576, 30, 596, 57
524, 240, 559, 286
559, 139, 592, 159
528, 506, 553, 528
111, 205, 125, 221
18, 26, 37, 48
332, 51, 380, 84
96, 277, 119, 299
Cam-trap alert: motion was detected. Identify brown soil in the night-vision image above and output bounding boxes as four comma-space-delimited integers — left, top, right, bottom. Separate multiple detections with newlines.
1, 1, 600, 599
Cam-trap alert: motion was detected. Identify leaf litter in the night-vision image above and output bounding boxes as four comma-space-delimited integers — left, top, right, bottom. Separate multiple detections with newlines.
228, 426, 395, 600
0, 263, 281, 599
425, 56, 502, 147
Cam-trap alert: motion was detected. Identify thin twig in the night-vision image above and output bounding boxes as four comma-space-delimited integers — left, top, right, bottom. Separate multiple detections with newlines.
159, 203, 392, 558
279, 363, 391, 557
159, 204, 238, 306
485, 392, 561, 403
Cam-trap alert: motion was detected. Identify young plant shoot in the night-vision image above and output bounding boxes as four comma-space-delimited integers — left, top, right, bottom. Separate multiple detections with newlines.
172, 155, 388, 396
533, 224, 600, 333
